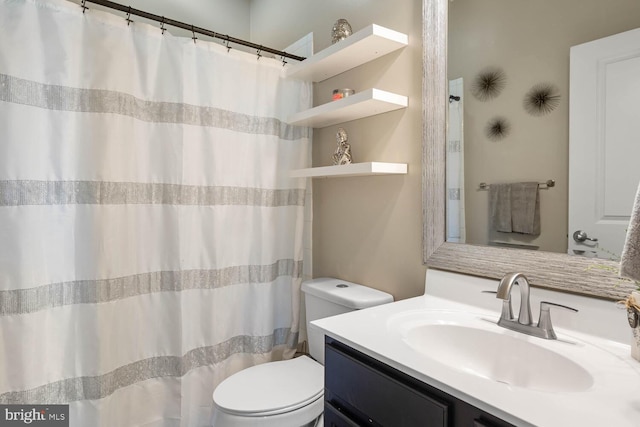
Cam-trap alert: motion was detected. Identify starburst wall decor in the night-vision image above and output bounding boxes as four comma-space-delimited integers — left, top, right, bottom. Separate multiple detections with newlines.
486, 117, 511, 141
523, 83, 561, 116
472, 67, 506, 101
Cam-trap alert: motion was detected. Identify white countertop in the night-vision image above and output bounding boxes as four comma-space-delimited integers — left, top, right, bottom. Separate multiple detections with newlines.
311, 270, 640, 427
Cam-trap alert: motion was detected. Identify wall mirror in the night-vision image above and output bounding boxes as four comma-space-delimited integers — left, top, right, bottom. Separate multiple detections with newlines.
422, 0, 638, 301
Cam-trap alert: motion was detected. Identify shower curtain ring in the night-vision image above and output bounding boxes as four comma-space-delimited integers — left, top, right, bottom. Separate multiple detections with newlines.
224, 36, 232, 53
126, 6, 133, 25
160, 16, 166, 34
191, 25, 197, 44
256, 46, 263, 60
281, 55, 287, 67
81, 0, 88, 13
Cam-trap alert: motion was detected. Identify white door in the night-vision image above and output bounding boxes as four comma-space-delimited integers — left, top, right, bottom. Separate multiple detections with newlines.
569, 28, 640, 259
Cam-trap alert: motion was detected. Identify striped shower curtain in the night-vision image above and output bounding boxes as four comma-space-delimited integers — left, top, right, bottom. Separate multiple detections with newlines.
0, 0, 311, 425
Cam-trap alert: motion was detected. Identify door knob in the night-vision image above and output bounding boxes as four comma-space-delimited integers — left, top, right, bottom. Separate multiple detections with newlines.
573, 230, 598, 243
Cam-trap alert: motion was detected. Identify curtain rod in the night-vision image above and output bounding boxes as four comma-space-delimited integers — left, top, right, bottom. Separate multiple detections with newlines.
81, 0, 306, 62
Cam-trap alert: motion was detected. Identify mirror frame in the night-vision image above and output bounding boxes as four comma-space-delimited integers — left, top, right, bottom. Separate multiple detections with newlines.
421, 0, 634, 301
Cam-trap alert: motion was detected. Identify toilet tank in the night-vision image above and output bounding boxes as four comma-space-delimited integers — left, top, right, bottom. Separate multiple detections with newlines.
301, 278, 393, 364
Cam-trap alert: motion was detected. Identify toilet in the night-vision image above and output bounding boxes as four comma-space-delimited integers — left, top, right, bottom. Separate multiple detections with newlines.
210, 277, 394, 426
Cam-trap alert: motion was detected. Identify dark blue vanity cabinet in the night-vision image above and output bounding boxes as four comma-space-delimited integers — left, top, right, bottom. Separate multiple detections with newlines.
324, 337, 515, 427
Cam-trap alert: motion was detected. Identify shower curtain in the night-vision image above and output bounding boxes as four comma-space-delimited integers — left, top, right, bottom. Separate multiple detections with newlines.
0, 0, 311, 425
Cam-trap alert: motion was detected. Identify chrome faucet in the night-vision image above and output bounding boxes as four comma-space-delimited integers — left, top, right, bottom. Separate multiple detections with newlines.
494, 272, 577, 340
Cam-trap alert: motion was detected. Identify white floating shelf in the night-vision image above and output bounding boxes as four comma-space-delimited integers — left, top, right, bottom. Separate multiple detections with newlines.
287, 88, 407, 128
290, 162, 408, 178
286, 24, 408, 82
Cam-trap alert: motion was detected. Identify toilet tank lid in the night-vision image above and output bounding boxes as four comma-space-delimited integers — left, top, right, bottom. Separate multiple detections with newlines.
301, 278, 394, 309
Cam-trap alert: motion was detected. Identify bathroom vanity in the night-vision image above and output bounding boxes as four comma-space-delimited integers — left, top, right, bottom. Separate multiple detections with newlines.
324, 336, 512, 426
311, 270, 640, 427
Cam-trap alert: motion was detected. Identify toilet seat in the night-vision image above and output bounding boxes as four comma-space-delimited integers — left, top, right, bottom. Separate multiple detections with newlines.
213, 356, 324, 417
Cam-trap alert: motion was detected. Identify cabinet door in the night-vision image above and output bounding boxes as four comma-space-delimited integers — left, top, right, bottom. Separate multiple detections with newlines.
325, 343, 448, 427
324, 402, 362, 427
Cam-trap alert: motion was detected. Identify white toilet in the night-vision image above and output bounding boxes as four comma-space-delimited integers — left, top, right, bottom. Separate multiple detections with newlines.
210, 277, 393, 426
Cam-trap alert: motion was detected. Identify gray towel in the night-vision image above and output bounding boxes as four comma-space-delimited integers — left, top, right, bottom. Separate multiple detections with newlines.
489, 184, 512, 232
510, 182, 540, 235
620, 182, 640, 283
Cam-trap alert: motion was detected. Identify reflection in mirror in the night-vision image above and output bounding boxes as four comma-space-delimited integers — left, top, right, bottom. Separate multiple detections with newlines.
422, 0, 638, 301
446, 0, 640, 257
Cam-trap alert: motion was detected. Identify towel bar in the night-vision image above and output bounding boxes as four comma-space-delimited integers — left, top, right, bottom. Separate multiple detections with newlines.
479, 179, 555, 190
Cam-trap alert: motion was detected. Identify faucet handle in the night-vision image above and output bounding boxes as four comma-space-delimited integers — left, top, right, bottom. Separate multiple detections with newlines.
481, 290, 513, 320
540, 301, 578, 313
538, 301, 578, 339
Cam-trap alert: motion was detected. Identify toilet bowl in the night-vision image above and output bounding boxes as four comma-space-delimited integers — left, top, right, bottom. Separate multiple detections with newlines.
210, 278, 393, 426
211, 356, 324, 426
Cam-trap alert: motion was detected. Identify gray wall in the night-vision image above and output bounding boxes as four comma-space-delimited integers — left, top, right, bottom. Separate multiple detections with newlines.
251, 0, 427, 300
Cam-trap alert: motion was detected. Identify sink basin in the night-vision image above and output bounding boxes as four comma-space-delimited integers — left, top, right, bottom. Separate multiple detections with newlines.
406, 323, 593, 392
388, 310, 595, 393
